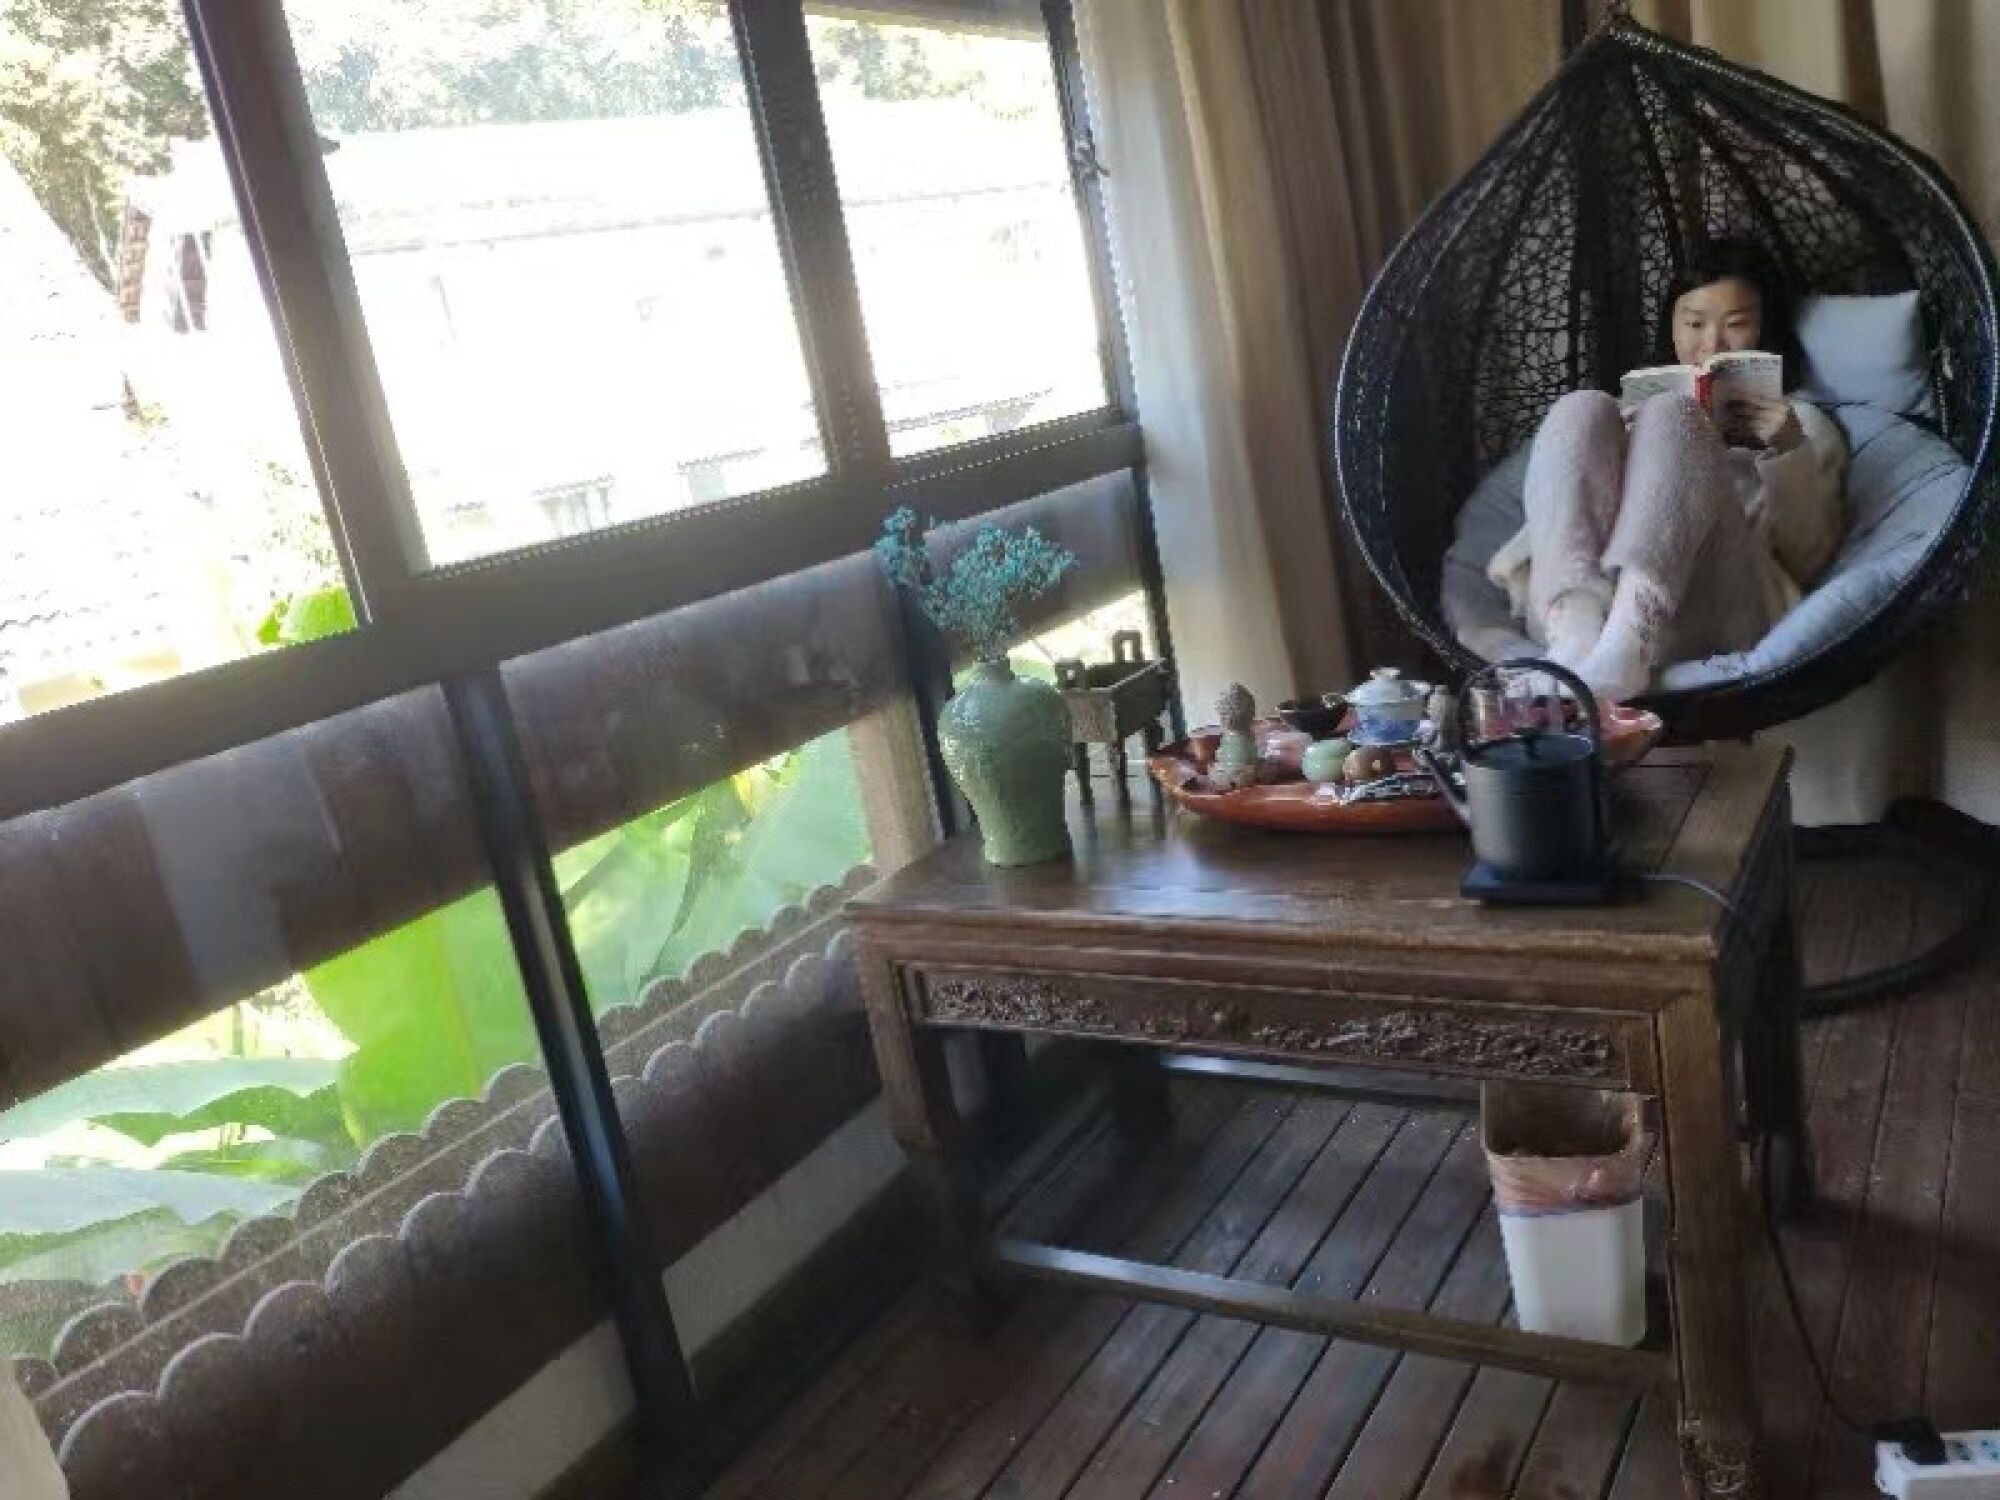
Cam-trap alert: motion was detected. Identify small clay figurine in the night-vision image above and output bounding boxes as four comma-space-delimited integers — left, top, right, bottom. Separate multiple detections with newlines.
1210, 683, 1259, 791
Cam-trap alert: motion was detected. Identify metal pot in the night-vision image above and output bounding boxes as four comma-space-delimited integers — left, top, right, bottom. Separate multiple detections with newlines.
1419, 660, 1611, 884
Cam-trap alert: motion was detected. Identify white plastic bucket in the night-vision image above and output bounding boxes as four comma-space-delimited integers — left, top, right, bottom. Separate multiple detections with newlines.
1482, 1083, 1648, 1347
1496, 1196, 1648, 1345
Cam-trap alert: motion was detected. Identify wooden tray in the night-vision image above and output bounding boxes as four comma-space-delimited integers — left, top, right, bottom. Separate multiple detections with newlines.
1146, 705, 1664, 835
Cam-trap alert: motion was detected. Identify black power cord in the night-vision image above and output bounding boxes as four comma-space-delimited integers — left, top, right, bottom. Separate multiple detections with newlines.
1634, 870, 1948, 1466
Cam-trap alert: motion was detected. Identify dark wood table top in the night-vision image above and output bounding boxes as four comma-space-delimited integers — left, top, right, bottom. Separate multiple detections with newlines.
850, 745, 1792, 965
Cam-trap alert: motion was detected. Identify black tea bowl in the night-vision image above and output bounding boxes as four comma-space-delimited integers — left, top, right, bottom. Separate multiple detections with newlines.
1277, 697, 1347, 740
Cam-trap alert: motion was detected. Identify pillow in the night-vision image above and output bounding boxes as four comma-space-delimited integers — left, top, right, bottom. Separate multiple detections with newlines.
1796, 290, 1935, 418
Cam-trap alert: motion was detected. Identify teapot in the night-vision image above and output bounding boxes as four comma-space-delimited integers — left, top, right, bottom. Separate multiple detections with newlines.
1417, 660, 1614, 897
1336, 667, 1430, 746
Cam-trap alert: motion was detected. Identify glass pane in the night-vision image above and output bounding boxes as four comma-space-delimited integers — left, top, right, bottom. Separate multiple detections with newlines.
807, 8, 1110, 455
281, 0, 826, 566
553, 727, 874, 1015
502, 553, 897, 1017
0, 7, 349, 724
0, 688, 610, 1487
500, 557, 895, 1284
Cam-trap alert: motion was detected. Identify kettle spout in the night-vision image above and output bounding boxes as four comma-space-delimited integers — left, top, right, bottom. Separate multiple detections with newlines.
1415, 746, 1472, 827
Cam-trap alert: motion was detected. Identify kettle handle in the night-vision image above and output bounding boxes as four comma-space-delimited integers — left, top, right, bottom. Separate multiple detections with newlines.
1414, 745, 1472, 827
1459, 658, 1603, 754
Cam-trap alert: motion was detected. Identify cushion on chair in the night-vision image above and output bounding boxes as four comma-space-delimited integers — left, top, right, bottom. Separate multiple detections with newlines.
1440, 405, 1971, 690
1797, 292, 1937, 419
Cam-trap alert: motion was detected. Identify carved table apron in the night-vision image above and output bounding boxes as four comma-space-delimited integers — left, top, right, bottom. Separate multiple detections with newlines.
851, 746, 1802, 1500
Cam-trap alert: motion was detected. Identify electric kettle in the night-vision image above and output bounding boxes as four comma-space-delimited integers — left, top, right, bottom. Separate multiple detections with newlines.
1417, 660, 1616, 903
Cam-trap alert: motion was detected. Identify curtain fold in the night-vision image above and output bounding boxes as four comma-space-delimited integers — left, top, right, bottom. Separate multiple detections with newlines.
1079, 0, 1556, 718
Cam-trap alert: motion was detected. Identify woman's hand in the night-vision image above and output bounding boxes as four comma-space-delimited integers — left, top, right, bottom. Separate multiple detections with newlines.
1721, 394, 1803, 453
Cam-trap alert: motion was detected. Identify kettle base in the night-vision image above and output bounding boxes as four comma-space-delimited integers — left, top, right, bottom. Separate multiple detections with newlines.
1460, 859, 1622, 906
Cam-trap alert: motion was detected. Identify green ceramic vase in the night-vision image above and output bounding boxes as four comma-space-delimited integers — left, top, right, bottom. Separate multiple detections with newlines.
939, 659, 1073, 867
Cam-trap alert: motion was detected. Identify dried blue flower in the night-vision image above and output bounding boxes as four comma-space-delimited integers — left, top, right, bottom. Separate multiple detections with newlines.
875, 509, 1078, 662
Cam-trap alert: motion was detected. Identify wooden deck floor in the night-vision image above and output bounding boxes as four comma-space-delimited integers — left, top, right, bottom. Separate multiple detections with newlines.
707, 848, 1997, 1499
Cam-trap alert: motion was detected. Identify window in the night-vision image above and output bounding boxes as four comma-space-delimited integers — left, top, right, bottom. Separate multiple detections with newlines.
0, 6, 349, 724
279, 0, 828, 567
0, 689, 607, 1491
0, 2, 1156, 1491
807, 6, 1110, 454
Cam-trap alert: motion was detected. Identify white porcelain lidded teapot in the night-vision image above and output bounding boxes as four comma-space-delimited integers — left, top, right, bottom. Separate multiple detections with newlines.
1336, 667, 1431, 746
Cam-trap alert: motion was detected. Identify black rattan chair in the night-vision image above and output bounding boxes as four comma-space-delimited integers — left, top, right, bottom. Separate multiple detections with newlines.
1331, 9, 2000, 743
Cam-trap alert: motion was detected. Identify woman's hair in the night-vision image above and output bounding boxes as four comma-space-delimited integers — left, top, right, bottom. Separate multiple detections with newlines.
1660, 235, 1801, 382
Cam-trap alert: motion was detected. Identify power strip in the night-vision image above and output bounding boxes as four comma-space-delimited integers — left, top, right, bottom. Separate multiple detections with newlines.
1878, 1432, 2000, 1496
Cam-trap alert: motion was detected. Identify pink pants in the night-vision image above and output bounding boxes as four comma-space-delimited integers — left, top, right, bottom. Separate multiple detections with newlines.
1523, 390, 1771, 665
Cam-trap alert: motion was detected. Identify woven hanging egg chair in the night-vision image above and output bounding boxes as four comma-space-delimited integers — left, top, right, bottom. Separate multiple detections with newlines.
1331, 7, 2000, 742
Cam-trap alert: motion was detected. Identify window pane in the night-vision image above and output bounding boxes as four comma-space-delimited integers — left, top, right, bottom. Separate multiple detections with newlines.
0, 8, 349, 724
807, 7, 1109, 455
0, 688, 612, 1490
500, 557, 895, 1282
279, 0, 826, 567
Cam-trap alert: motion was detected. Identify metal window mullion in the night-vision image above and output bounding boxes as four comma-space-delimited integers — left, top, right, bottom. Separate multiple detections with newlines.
731, 0, 893, 479
182, 0, 429, 614
444, 669, 697, 1473
1043, 0, 1182, 734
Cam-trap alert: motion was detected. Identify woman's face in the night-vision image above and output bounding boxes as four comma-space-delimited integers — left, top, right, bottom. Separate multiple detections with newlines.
1671, 275, 1764, 364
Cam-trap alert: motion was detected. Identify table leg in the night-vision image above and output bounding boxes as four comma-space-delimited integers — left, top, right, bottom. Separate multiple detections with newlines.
1072, 743, 1094, 806
860, 950, 993, 1320
1141, 721, 1166, 809
1659, 988, 1765, 1499
1746, 910, 1813, 1217
1107, 1045, 1171, 1137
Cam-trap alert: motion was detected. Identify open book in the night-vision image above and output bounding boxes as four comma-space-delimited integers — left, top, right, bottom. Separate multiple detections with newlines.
1619, 348, 1783, 412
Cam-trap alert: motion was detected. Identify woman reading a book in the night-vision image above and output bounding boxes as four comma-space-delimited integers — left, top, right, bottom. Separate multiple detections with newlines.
1484, 237, 1848, 701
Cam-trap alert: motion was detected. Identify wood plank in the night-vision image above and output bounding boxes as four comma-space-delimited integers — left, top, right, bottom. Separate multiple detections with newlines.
1158, 1054, 1482, 1112
712, 1088, 1241, 1500
898, 1103, 1393, 1500
1605, 1388, 1682, 1499
1323, 1215, 1513, 1500
1797, 854, 1870, 989
1744, 997, 1899, 1496
1741, 855, 1916, 1495
1054, 1103, 1399, 1499
1066, 1114, 1464, 1500
1509, 1382, 1638, 1500
856, 1091, 1285, 1500
993, 1239, 1667, 1393
1807, 974, 1971, 1497
1150, 1114, 1472, 1500
1925, 940, 2000, 1431
700, 1097, 1123, 1500
1230, 1135, 1518, 1500
1412, 1367, 1553, 1500
967, 1100, 1350, 1499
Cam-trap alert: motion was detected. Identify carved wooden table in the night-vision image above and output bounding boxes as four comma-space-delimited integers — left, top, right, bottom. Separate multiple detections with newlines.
850, 745, 1804, 1500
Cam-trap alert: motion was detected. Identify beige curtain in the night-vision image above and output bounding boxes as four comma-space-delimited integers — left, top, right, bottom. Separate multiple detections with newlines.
1079, 1, 1557, 718
1086, 0, 2000, 824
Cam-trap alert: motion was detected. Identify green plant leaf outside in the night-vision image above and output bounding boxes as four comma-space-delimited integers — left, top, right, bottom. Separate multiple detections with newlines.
304, 888, 539, 1141
279, 585, 357, 644
0, 1168, 295, 1238
0, 1058, 343, 1145
157, 1136, 352, 1184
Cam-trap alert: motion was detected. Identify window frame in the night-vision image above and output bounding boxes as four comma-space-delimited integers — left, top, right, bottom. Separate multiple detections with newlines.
0, 0, 1149, 822
5, 0, 1167, 1482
